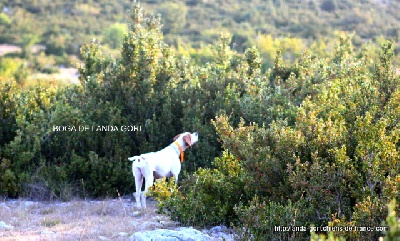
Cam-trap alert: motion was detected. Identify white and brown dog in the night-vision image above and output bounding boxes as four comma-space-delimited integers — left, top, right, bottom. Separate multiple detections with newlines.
128, 132, 198, 208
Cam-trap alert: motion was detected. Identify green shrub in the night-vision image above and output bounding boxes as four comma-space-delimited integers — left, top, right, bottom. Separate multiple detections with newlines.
234, 197, 307, 241
154, 37, 400, 241
150, 151, 249, 227
0, 159, 18, 197
311, 200, 400, 241
383, 200, 400, 240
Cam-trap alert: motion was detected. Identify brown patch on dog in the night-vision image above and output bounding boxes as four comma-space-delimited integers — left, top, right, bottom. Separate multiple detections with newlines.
173, 134, 181, 141
183, 134, 192, 147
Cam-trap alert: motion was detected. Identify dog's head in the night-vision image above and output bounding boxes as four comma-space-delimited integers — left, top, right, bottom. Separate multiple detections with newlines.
173, 132, 199, 149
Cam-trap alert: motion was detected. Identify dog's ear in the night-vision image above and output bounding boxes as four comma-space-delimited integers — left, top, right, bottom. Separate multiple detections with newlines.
173, 134, 181, 141
183, 134, 192, 147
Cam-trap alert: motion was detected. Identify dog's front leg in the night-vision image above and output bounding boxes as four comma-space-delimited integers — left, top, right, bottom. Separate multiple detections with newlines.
142, 173, 154, 208
173, 173, 179, 185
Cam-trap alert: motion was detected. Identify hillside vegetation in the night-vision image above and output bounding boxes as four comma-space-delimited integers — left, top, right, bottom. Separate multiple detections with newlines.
1, 0, 399, 86
1, 0, 400, 66
1, 1, 400, 240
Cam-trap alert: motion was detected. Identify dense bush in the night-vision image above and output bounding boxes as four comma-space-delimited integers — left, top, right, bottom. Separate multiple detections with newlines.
0, 2, 238, 198
149, 28, 400, 241
150, 151, 249, 227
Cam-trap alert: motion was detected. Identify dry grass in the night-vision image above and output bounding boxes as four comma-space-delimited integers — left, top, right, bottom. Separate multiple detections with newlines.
28, 68, 79, 84
0, 197, 180, 241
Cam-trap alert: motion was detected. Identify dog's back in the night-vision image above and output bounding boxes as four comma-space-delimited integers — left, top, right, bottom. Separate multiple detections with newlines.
142, 147, 180, 178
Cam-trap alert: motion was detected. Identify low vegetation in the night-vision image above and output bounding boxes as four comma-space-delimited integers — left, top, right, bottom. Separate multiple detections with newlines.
0, 198, 173, 240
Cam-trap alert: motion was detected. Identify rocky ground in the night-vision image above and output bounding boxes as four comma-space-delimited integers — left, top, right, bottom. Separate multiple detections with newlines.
0, 197, 235, 241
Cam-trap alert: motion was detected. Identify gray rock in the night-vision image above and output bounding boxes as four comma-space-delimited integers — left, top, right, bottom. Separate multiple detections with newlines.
23, 201, 37, 207
0, 221, 13, 229
151, 215, 164, 221
209, 226, 226, 233
206, 226, 235, 241
212, 232, 233, 241
159, 220, 180, 227
137, 221, 163, 231
119, 232, 129, 237
130, 227, 212, 241
0, 203, 10, 210
132, 211, 142, 217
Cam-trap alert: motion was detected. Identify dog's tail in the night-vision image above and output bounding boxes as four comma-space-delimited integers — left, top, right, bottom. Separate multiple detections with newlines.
128, 156, 148, 163
128, 156, 141, 162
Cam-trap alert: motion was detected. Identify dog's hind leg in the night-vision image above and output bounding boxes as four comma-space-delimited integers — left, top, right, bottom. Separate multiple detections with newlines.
133, 169, 143, 208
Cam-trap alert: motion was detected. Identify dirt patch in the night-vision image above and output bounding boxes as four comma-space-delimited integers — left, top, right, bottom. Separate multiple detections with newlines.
29, 68, 80, 84
0, 44, 21, 56
0, 198, 179, 240
0, 44, 46, 56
